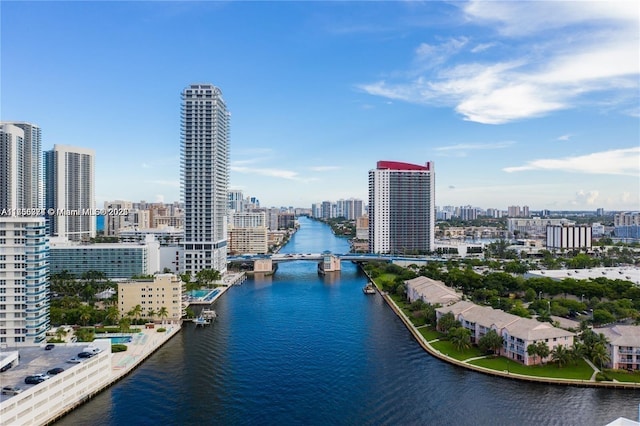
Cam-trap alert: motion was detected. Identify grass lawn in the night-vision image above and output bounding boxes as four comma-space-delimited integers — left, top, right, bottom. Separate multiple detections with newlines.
603, 369, 640, 383
469, 357, 594, 380
419, 327, 442, 341
430, 339, 485, 361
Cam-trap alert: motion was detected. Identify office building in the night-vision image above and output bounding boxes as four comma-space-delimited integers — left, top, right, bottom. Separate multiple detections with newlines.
0, 217, 49, 346
228, 190, 244, 213
228, 212, 268, 254
44, 144, 96, 241
0, 122, 42, 210
368, 161, 435, 254
180, 84, 230, 275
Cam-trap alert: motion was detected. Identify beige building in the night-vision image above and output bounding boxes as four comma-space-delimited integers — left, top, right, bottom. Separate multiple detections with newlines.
405, 276, 462, 306
118, 274, 183, 321
228, 212, 268, 254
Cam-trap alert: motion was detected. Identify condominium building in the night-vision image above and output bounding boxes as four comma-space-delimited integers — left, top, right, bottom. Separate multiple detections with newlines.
0, 122, 42, 210
507, 217, 572, 237
614, 212, 640, 240
181, 84, 230, 275
48, 236, 160, 279
595, 325, 640, 371
546, 225, 592, 250
104, 200, 133, 236
228, 190, 244, 213
0, 217, 49, 346
44, 144, 96, 241
436, 301, 574, 365
368, 161, 435, 254
117, 274, 183, 321
228, 212, 268, 254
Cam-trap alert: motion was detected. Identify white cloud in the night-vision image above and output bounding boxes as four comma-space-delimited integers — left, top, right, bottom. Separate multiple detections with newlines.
435, 141, 514, 156
556, 134, 572, 141
231, 166, 300, 180
503, 147, 640, 176
357, 1, 639, 124
572, 190, 600, 206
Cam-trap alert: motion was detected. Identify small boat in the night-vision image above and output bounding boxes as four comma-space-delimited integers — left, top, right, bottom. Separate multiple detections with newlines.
363, 283, 376, 294
201, 309, 217, 320
193, 316, 211, 327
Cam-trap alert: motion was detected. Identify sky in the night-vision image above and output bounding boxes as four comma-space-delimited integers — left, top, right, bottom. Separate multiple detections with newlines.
2, 1, 639, 211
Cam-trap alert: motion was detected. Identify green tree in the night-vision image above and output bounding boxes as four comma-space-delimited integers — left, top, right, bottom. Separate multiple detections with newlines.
449, 327, 472, 352
478, 329, 504, 355
551, 345, 571, 367
437, 312, 459, 334
146, 308, 157, 321
105, 305, 120, 326
527, 343, 539, 365
591, 342, 611, 369
78, 305, 93, 326
536, 340, 550, 362
524, 288, 537, 303
158, 307, 169, 323
128, 304, 143, 324
118, 316, 131, 333
196, 269, 221, 288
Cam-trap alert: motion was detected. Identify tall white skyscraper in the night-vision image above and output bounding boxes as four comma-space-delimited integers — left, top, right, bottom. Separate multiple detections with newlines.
44, 144, 96, 241
0, 122, 42, 210
181, 84, 230, 275
0, 217, 50, 346
368, 161, 435, 254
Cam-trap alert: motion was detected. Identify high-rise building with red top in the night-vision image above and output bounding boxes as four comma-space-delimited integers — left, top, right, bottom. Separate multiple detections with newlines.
368, 161, 435, 254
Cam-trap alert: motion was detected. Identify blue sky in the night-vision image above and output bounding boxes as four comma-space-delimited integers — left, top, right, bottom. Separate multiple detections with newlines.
2, 1, 639, 211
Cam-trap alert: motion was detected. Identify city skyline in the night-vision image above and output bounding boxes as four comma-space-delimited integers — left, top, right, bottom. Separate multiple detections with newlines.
2, 1, 639, 210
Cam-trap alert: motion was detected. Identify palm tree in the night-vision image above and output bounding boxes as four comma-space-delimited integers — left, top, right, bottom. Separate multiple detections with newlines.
118, 316, 131, 333
78, 305, 93, 326
591, 342, 611, 370
157, 307, 169, 324
449, 327, 472, 352
536, 341, 550, 364
129, 304, 143, 325
147, 308, 157, 322
527, 343, 539, 365
551, 345, 570, 368
105, 306, 120, 326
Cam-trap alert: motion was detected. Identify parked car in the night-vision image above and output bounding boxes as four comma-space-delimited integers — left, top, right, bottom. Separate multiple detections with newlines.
24, 374, 49, 385
44, 344, 55, 350
1, 386, 23, 395
47, 367, 64, 375
77, 352, 95, 358
66, 358, 82, 364
0, 363, 12, 372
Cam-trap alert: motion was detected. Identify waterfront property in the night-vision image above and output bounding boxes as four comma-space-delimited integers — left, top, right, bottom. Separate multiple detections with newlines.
185, 288, 222, 304
436, 301, 575, 365
405, 276, 462, 306
596, 325, 640, 370
118, 274, 183, 321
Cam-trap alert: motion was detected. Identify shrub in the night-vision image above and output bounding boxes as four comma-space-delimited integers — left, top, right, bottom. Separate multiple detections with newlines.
157, 328, 166, 332
111, 344, 127, 353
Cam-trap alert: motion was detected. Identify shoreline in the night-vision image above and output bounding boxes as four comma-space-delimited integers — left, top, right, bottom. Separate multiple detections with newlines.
363, 268, 640, 389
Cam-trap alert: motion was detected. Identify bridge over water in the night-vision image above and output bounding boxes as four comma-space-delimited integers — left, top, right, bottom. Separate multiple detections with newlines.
227, 253, 447, 274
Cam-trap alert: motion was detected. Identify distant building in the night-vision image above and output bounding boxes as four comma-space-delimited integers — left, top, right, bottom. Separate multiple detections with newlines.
405, 276, 461, 306
595, 325, 640, 371
44, 144, 96, 241
368, 161, 435, 254
508, 217, 572, 237
104, 200, 133, 236
614, 212, 640, 240
228, 212, 268, 254
181, 84, 230, 275
228, 190, 244, 213
0, 217, 49, 346
117, 274, 183, 321
546, 225, 592, 250
277, 213, 296, 230
0, 122, 42, 210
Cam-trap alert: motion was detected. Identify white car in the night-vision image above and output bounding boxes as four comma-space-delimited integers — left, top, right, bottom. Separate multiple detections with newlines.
2, 386, 23, 395
66, 358, 82, 364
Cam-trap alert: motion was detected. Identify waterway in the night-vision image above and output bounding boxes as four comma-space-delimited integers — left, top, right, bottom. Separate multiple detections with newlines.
57, 217, 639, 425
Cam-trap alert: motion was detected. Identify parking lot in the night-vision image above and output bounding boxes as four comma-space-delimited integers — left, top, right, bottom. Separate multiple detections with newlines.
0, 344, 92, 401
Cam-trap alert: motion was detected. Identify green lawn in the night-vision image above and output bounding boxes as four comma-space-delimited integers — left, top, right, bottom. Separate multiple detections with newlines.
419, 327, 443, 341
603, 369, 640, 383
469, 357, 594, 380
430, 339, 485, 361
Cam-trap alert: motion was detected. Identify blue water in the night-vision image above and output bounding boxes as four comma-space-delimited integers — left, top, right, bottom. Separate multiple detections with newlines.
108, 336, 132, 344
56, 217, 640, 425
188, 290, 210, 298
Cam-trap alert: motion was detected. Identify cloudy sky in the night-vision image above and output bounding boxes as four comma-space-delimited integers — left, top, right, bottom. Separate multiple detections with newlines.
2, 1, 638, 211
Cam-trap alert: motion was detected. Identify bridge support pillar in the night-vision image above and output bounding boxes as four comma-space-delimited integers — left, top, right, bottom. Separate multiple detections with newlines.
318, 254, 341, 274
253, 258, 273, 273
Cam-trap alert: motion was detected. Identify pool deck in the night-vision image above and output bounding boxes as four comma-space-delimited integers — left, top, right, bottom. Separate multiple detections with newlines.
184, 273, 245, 306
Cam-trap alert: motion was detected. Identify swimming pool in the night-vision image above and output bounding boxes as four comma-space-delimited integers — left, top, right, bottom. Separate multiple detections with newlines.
109, 336, 133, 344
187, 288, 222, 301
189, 290, 210, 298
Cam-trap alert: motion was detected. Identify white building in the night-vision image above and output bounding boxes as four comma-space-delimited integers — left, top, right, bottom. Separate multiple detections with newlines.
405, 276, 461, 306
508, 217, 573, 237
181, 84, 230, 275
596, 325, 640, 371
0, 122, 42, 211
104, 200, 133, 236
44, 144, 96, 241
0, 217, 50, 346
546, 225, 592, 250
369, 161, 435, 254
228, 190, 244, 213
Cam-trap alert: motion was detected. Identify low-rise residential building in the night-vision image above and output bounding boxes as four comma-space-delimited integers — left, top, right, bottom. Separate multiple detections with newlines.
595, 325, 640, 371
117, 274, 183, 321
436, 301, 575, 365
405, 276, 461, 306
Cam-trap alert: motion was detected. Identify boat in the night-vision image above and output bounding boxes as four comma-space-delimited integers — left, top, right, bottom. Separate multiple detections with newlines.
201, 309, 217, 320
193, 316, 211, 327
363, 283, 376, 294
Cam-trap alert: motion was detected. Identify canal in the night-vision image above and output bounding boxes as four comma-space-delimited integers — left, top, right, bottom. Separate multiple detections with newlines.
57, 217, 639, 425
